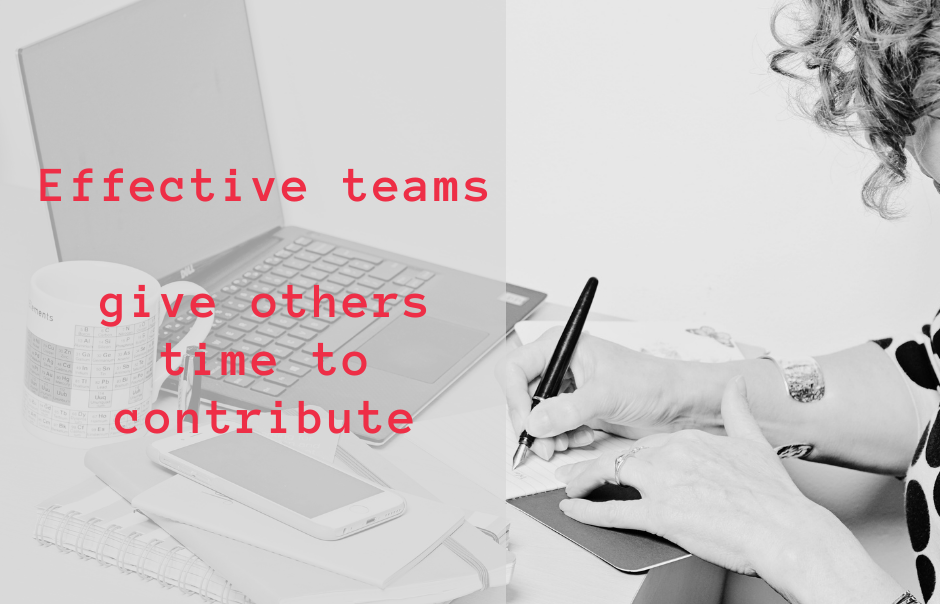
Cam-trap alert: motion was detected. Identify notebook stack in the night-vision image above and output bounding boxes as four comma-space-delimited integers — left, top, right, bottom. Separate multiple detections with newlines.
35, 431, 513, 604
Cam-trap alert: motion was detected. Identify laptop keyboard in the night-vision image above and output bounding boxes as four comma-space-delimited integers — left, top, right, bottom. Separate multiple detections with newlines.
158, 235, 434, 398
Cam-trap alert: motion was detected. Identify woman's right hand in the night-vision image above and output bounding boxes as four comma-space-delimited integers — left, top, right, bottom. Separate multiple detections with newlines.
496, 327, 720, 461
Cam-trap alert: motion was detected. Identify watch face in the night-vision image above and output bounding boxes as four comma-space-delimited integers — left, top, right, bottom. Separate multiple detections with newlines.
775, 443, 814, 459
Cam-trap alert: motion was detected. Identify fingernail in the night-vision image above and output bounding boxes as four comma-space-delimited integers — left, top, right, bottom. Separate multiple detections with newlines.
527, 411, 550, 437
570, 430, 592, 447
533, 440, 552, 460
559, 500, 571, 512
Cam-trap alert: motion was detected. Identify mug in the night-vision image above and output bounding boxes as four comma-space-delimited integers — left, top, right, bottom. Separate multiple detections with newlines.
23, 261, 213, 448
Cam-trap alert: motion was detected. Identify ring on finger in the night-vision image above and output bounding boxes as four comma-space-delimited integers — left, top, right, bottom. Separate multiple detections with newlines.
613, 446, 647, 486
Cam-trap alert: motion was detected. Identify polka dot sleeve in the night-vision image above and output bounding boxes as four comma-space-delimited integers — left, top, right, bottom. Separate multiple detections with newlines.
880, 316, 940, 601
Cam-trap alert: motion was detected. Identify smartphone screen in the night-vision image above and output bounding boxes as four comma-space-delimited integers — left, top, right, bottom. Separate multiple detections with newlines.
172, 432, 382, 518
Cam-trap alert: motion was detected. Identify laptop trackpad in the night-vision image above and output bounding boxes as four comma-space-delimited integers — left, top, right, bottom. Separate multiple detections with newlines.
359, 316, 487, 384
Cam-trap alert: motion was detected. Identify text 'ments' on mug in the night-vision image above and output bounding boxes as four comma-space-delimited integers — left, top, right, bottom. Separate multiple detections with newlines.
23, 261, 213, 448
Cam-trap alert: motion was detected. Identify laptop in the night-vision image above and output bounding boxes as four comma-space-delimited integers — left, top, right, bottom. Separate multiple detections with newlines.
18, 0, 544, 444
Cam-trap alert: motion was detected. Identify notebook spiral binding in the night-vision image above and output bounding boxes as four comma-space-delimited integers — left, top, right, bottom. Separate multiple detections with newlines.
34, 504, 251, 604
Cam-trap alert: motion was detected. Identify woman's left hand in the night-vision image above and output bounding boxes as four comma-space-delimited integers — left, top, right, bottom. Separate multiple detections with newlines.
556, 376, 891, 602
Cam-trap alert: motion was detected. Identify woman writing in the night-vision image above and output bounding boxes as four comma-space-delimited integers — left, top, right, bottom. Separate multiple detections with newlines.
499, 2, 940, 602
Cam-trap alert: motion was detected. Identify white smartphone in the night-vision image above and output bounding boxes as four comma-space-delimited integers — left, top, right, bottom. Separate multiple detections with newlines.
149, 431, 406, 540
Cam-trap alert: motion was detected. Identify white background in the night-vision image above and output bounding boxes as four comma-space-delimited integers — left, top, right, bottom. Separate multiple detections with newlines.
1, 0, 935, 602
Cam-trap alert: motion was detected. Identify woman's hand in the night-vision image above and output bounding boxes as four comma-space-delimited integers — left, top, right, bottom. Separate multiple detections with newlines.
497, 327, 717, 461
556, 377, 905, 604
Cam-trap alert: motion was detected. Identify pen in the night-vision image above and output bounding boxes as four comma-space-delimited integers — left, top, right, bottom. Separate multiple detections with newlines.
177, 345, 203, 418
512, 277, 598, 469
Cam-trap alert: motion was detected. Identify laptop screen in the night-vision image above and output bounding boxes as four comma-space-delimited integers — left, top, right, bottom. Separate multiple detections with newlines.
18, 0, 283, 280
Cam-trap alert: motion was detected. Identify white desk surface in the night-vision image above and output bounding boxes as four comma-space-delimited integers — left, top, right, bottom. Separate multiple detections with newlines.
0, 182, 713, 603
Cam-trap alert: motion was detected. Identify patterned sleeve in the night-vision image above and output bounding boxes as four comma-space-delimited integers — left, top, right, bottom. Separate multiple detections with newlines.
887, 317, 940, 601
875, 326, 940, 396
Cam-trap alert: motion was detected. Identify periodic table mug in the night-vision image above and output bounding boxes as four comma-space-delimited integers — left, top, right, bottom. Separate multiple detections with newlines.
23, 261, 213, 448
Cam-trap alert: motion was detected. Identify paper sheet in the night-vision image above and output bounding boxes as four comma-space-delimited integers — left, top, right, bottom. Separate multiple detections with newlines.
505, 413, 634, 499
506, 320, 745, 499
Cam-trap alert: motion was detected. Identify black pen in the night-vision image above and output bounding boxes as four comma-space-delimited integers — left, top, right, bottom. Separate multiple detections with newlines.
512, 277, 598, 469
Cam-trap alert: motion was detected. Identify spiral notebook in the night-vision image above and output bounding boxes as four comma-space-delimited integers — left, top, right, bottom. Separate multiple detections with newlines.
34, 476, 251, 604
80, 431, 513, 604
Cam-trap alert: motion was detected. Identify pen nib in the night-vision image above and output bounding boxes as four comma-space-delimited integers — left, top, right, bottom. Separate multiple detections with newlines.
511, 444, 529, 470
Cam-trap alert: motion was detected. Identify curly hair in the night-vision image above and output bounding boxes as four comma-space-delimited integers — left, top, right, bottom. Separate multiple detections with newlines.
770, 0, 940, 217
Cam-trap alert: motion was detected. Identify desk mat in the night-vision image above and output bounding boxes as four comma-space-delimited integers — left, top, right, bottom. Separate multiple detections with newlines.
508, 484, 688, 573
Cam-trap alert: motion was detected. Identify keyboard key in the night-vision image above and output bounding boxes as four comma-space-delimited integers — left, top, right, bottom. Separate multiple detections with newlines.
217, 309, 239, 321
393, 271, 418, 286
322, 254, 348, 266
294, 251, 320, 263
318, 282, 344, 294
162, 322, 182, 332
235, 292, 254, 303
358, 276, 384, 289
276, 336, 305, 349
312, 261, 337, 273
285, 243, 302, 252
251, 382, 286, 396
232, 278, 250, 287
206, 336, 232, 349
416, 270, 435, 280
253, 264, 271, 273
240, 311, 266, 324
289, 327, 316, 341
345, 284, 375, 297
334, 248, 383, 264
221, 285, 239, 294
217, 327, 245, 341
300, 318, 329, 331
327, 274, 354, 286
289, 297, 316, 312
178, 315, 196, 324
204, 345, 222, 359
213, 292, 230, 302
243, 271, 262, 280
315, 312, 340, 323
244, 333, 273, 346
301, 268, 329, 280
231, 342, 261, 356
369, 261, 407, 281
230, 318, 256, 332
307, 241, 335, 254
268, 345, 293, 361
407, 278, 424, 288
283, 259, 309, 271
280, 363, 311, 377
265, 373, 299, 387
271, 266, 298, 278
340, 266, 365, 279
264, 257, 282, 265
260, 274, 286, 286
349, 259, 375, 271
249, 282, 275, 294
291, 276, 317, 289
224, 375, 255, 388
254, 325, 283, 339
270, 315, 297, 329
223, 300, 249, 312
275, 250, 293, 259
290, 353, 318, 368
295, 236, 314, 246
